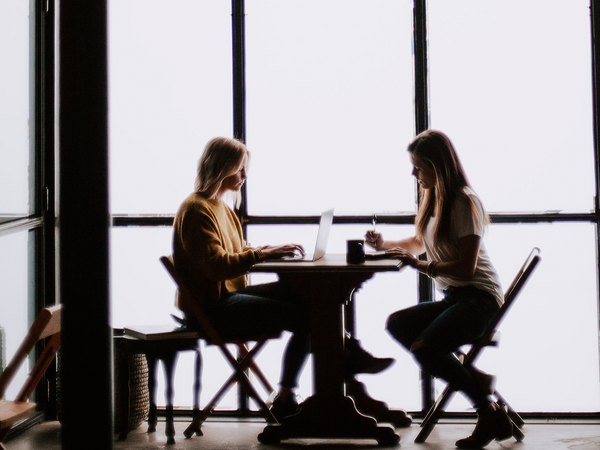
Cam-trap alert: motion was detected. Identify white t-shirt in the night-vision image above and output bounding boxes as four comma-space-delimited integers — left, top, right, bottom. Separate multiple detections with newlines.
422, 187, 503, 306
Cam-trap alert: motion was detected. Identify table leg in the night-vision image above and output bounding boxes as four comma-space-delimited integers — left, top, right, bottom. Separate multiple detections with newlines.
258, 273, 399, 446
346, 379, 412, 428
344, 292, 412, 428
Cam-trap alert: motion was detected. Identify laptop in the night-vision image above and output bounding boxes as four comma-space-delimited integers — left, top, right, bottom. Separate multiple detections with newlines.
274, 208, 334, 262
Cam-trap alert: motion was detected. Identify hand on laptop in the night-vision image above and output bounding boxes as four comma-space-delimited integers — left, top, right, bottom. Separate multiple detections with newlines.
258, 244, 305, 260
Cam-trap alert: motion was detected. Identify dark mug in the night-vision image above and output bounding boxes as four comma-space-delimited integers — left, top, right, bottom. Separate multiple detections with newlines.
347, 239, 365, 264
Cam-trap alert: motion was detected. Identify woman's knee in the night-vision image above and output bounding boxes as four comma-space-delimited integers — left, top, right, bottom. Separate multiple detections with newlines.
409, 342, 437, 375
386, 311, 411, 346
385, 312, 400, 337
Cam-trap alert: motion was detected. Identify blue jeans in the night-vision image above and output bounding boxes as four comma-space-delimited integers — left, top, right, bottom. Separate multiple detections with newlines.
206, 282, 311, 390
386, 285, 499, 411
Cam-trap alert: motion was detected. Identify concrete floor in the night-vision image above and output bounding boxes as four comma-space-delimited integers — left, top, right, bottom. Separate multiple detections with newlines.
4, 418, 600, 450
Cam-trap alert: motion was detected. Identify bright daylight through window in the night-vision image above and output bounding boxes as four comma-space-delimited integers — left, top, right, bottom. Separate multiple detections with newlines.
107, 0, 599, 413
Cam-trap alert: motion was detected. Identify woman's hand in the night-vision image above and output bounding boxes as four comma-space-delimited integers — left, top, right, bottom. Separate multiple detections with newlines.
365, 230, 383, 250
259, 244, 305, 260
385, 246, 419, 268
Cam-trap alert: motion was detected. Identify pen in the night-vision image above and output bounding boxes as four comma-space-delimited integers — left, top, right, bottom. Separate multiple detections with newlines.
372, 214, 377, 232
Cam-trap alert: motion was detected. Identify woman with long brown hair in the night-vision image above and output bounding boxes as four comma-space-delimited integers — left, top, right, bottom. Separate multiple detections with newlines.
366, 130, 511, 448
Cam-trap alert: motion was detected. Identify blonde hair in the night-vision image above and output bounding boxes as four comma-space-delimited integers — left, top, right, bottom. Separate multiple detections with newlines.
195, 137, 249, 207
409, 130, 488, 247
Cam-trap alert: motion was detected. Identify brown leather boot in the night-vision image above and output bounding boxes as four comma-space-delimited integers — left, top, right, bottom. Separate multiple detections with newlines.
455, 402, 513, 449
467, 367, 496, 396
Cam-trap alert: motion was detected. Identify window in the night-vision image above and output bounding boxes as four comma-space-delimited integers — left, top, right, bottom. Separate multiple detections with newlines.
245, 0, 415, 215
0, 232, 32, 400
108, 0, 233, 215
108, 0, 600, 414
1, 0, 44, 403
428, 0, 594, 213
1, 1, 31, 219
428, 0, 599, 412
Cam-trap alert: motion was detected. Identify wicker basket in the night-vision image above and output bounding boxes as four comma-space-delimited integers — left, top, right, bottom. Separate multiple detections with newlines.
57, 333, 150, 433
113, 335, 150, 432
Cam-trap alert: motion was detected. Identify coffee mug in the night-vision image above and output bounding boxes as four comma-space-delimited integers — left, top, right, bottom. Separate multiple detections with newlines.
347, 239, 365, 264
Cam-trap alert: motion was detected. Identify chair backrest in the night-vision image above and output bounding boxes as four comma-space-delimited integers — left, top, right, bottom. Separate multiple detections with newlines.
471, 248, 541, 354
0, 304, 62, 402
159, 255, 224, 345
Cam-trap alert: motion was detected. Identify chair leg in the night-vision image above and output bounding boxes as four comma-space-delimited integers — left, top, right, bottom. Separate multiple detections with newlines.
192, 348, 202, 436
237, 341, 275, 396
494, 390, 525, 441
181, 339, 277, 440
162, 352, 178, 445
184, 370, 239, 438
0, 428, 10, 447
146, 356, 158, 434
183, 342, 276, 439
228, 359, 275, 423
234, 343, 276, 421
495, 390, 524, 428
415, 385, 457, 443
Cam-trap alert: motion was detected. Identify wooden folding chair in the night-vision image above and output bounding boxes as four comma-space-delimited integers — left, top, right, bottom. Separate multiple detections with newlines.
159, 255, 280, 439
415, 248, 541, 444
0, 304, 62, 450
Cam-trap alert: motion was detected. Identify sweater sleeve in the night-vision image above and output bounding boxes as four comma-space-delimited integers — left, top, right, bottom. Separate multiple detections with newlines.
178, 201, 257, 282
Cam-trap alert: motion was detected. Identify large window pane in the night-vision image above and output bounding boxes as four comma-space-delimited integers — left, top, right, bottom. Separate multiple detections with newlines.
245, 0, 415, 216
0, 232, 32, 400
442, 222, 600, 412
108, 1, 233, 215
429, 0, 594, 213
0, 1, 31, 218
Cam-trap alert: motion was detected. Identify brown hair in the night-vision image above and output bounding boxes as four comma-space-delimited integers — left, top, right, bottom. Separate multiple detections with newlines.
408, 130, 488, 246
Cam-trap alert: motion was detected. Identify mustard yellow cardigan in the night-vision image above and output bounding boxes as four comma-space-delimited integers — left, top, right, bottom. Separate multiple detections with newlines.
172, 193, 261, 317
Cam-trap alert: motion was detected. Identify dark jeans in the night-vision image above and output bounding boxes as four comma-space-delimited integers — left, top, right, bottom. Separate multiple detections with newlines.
386, 285, 499, 411
205, 282, 311, 390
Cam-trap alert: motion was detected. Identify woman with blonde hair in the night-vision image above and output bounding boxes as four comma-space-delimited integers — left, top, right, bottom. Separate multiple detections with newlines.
366, 130, 512, 448
174, 137, 392, 421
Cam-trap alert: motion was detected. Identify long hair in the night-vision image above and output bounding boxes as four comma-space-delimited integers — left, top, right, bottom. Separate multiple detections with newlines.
409, 130, 488, 246
195, 137, 249, 207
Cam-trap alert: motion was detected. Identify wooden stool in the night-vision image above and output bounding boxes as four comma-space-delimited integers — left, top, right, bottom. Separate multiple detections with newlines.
118, 329, 201, 445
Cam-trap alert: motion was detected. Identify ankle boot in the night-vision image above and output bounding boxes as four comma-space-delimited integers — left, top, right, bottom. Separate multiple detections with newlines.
455, 402, 513, 449
467, 367, 496, 396
344, 337, 395, 377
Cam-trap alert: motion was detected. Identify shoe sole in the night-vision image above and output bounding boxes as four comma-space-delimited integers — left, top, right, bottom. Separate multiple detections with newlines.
349, 359, 395, 376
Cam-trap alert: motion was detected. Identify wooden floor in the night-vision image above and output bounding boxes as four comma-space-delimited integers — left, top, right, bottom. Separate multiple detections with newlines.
4, 418, 600, 450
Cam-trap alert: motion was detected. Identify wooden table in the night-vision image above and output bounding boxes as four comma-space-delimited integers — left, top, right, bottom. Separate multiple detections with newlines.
250, 254, 404, 445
